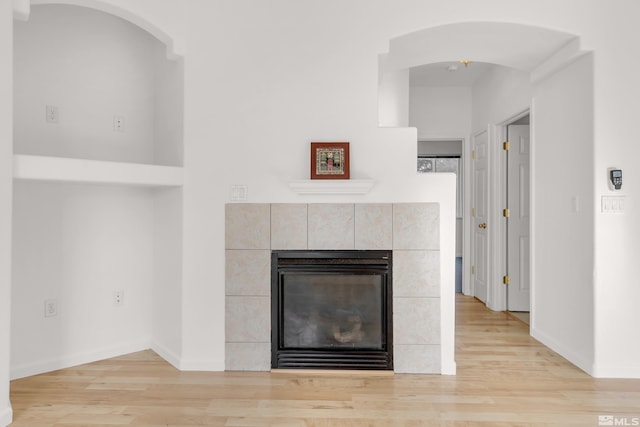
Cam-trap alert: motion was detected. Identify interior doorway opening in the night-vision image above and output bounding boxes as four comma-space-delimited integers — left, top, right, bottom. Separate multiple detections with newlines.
417, 139, 463, 293
380, 21, 594, 375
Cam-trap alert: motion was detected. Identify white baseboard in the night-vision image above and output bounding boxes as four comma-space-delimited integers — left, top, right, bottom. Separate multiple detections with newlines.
10, 339, 152, 380
530, 326, 595, 376
0, 405, 12, 427
591, 363, 640, 379
441, 360, 457, 375
151, 341, 181, 370
150, 341, 225, 372
178, 357, 225, 372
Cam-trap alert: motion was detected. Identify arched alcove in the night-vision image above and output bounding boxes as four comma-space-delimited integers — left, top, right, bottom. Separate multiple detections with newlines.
11, 2, 184, 379
15, 0, 181, 59
14, 3, 183, 168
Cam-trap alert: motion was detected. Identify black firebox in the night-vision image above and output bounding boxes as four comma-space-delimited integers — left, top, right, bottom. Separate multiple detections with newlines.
271, 250, 393, 370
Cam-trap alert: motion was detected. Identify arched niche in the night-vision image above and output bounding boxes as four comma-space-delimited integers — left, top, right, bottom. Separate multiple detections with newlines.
14, 0, 182, 59
378, 21, 586, 127
13, 1, 184, 168
10, 0, 185, 381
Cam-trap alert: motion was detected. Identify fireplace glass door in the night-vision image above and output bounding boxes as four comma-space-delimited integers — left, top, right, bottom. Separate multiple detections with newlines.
272, 250, 392, 370
283, 273, 383, 349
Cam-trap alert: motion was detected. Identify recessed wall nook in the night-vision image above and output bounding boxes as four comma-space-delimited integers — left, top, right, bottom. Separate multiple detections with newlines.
11, 4, 185, 379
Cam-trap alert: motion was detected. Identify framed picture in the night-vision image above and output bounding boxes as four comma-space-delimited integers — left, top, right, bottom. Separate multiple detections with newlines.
310, 142, 350, 179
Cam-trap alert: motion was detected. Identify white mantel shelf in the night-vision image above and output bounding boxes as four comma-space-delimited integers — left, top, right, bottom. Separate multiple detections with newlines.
288, 179, 375, 195
13, 154, 183, 187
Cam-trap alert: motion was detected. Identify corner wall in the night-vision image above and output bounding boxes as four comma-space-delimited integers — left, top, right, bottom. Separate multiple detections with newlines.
11, 181, 156, 379
530, 54, 595, 373
0, 1, 12, 425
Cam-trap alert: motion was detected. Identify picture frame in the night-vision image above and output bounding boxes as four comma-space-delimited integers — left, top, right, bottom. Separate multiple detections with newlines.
310, 142, 350, 180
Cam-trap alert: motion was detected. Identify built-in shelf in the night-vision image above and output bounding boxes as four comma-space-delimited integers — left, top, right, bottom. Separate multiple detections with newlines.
288, 179, 375, 195
13, 154, 183, 187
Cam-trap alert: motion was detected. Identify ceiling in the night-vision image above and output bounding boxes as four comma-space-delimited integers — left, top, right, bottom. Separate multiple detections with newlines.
409, 61, 499, 88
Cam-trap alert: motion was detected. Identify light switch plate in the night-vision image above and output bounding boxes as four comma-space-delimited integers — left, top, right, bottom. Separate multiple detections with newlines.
230, 185, 248, 201
601, 195, 625, 213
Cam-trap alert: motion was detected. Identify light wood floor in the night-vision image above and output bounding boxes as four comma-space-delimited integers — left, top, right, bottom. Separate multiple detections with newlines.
9, 294, 640, 426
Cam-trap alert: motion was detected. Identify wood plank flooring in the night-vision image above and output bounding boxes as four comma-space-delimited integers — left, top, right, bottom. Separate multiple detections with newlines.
9, 294, 640, 426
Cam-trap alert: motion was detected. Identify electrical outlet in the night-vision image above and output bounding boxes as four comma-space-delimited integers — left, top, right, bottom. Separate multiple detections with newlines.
114, 290, 124, 306
113, 115, 124, 132
46, 105, 59, 123
44, 299, 58, 317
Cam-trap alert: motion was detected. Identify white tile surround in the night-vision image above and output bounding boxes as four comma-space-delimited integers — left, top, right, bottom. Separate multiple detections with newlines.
225, 203, 441, 374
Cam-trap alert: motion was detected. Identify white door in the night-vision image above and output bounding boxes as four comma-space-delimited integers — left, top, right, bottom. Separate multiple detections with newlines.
472, 131, 489, 303
507, 124, 530, 311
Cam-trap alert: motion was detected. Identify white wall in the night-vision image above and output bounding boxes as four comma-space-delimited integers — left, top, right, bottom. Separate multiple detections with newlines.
11, 181, 155, 378
410, 87, 470, 258
410, 86, 472, 140
468, 45, 596, 373
154, 42, 184, 167
176, 1, 460, 370
3, 4, 640, 405
472, 66, 532, 133
378, 55, 410, 127
590, 1, 640, 376
0, 0, 12, 424
10, 3, 183, 380
185, 0, 638, 378
152, 187, 183, 367
13, 4, 181, 166
530, 54, 595, 373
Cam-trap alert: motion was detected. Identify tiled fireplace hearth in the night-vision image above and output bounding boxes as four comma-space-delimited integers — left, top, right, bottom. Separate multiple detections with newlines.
225, 203, 441, 373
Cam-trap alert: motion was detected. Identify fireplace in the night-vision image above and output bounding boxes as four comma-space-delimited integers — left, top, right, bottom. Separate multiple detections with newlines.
271, 250, 393, 370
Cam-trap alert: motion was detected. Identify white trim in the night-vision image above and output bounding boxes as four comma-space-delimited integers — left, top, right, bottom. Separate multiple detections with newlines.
487, 123, 504, 311
462, 135, 472, 296
151, 342, 182, 371
531, 326, 595, 376
178, 358, 225, 372
10, 339, 152, 380
441, 360, 457, 376
0, 406, 12, 427
591, 364, 640, 379
529, 101, 537, 330
288, 179, 375, 195
487, 109, 532, 312
13, 155, 184, 187
465, 130, 486, 297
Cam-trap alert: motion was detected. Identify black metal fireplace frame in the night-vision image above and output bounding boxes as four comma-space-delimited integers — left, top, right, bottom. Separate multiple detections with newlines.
271, 250, 393, 370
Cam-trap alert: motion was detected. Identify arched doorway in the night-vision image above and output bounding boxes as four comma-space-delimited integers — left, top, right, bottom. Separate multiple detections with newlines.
378, 21, 592, 374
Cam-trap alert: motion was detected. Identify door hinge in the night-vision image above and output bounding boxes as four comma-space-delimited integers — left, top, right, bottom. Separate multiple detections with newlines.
471, 207, 476, 217
503, 208, 510, 218
471, 265, 475, 275
503, 275, 510, 285
503, 141, 510, 151
472, 150, 476, 160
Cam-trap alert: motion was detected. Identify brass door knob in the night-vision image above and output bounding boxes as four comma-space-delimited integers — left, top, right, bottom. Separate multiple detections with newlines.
479, 223, 487, 229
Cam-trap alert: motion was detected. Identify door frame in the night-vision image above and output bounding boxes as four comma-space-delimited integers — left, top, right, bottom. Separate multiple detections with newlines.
493, 109, 531, 312
466, 109, 532, 312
